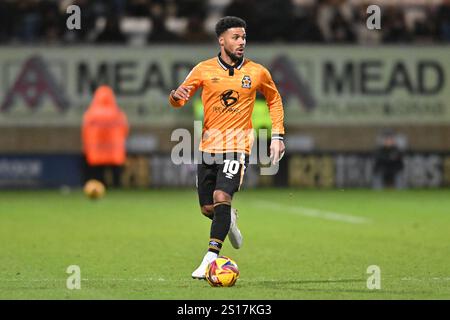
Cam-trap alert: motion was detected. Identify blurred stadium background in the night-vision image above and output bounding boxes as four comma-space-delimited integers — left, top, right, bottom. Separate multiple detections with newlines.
1, 0, 450, 300
0, 0, 449, 190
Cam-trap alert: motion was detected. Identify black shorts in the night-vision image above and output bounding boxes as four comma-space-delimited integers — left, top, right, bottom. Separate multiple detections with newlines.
197, 152, 249, 206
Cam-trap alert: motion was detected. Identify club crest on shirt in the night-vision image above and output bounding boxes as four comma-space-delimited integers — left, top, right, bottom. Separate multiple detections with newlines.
241, 75, 251, 89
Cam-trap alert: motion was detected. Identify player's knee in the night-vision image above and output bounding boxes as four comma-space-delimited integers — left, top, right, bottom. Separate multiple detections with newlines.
213, 190, 231, 205
201, 205, 214, 218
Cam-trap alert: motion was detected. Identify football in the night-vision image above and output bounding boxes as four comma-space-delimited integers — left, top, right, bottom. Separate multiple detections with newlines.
83, 179, 105, 200
205, 256, 239, 287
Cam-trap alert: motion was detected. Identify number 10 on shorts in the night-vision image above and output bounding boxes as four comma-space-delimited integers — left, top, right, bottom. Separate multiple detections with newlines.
223, 160, 240, 179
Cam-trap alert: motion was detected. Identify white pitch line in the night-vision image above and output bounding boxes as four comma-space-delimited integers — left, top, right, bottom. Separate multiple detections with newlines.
401, 277, 450, 282
254, 200, 371, 224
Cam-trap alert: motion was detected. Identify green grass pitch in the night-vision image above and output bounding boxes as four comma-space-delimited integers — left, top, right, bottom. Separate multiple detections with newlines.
0, 188, 449, 299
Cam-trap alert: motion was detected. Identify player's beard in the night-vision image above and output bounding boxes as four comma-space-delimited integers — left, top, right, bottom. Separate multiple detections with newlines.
224, 47, 243, 64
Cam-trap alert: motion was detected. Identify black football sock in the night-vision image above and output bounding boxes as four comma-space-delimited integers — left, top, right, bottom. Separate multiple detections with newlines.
208, 203, 232, 254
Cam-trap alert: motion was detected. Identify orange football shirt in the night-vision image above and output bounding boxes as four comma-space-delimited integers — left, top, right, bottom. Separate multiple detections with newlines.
169, 55, 285, 154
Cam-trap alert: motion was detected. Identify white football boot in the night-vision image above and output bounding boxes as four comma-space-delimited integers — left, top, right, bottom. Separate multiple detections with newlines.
191, 251, 217, 279
228, 208, 243, 249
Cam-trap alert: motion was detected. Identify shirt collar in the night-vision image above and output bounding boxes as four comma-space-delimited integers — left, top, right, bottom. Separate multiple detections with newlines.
217, 53, 244, 71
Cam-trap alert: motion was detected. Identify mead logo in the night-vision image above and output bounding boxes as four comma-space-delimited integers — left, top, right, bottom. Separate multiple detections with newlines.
269, 55, 317, 111
1, 55, 70, 113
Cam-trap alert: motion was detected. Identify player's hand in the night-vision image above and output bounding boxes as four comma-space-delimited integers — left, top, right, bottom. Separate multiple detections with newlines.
270, 139, 285, 165
171, 85, 193, 101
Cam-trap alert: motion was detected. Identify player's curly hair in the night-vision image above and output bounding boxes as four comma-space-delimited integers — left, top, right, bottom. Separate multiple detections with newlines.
215, 16, 247, 37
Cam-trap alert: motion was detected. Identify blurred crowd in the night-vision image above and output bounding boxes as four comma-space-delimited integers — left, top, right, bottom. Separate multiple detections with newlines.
0, 0, 450, 45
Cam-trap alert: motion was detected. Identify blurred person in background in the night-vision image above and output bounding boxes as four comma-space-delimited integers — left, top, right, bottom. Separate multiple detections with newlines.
0, 1, 14, 43
382, 6, 412, 43
224, 0, 293, 42
96, 14, 127, 44
317, 0, 356, 43
436, 0, 450, 42
372, 130, 405, 190
147, 2, 180, 43
126, 0, 151, 17
82, 86, 129, 188
289, 5, 324, 43
41, 1, 63, 44
15, 0, 42, 43
328, 10, 356, 43
180, 15, 212, 43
